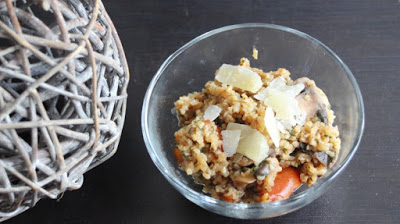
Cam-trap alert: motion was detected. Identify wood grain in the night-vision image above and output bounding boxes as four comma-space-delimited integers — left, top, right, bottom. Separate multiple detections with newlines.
10, 0, 400, 223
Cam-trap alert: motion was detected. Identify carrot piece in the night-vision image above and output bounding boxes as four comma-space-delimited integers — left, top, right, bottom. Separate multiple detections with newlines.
221, 194, 235, 203
174, 148, 184, 164
216, 127, 222, 140
268, 167, 301, 201
216, 127, 224, 152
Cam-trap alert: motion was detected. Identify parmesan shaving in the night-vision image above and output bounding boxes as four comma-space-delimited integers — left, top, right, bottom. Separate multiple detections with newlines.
226, 123, 269, 165
203, 105, 222, 121
221, 130, 241, 157
215, 64, 262, 93
255, 77, 305, 128
264, 107, 280, 148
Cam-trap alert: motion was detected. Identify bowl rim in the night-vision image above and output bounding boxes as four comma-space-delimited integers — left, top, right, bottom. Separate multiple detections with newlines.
141, 23, 365, 211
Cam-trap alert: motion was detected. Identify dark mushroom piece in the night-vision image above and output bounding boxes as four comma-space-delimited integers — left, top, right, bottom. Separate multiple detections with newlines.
316, 110, 328, 124
291, 142, 316, 157
230, 171, 256, 188
299, 142, 308, 151
231, 153, 254, 167
268, 147, 276, 157
327, 155, 336, 168
293, 77, 331, 125
254, 160, 271, 180
293, 143, 332, 168
313, 151, 328, 167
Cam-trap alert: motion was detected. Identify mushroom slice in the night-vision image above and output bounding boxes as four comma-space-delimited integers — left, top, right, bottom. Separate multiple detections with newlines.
316, 110, 328, 124
254, 158, 281, 180
254, 160, 271, 180
314, 152, 328, 167
293, 77, 331, 124
230, 171, 256, 188
231, 153, 254, 167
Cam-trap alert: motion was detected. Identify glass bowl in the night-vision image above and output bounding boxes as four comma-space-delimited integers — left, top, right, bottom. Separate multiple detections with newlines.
141, 23, 364, 219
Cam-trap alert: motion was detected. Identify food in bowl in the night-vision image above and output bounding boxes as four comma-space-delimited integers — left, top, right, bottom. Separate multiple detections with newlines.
173, 58, 341, 203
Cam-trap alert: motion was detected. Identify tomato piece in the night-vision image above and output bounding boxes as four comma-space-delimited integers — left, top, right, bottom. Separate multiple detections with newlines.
216, 127, 224, 152
174, 148, 184, 164
269, 167, 301, 201
221, 194, 235, 203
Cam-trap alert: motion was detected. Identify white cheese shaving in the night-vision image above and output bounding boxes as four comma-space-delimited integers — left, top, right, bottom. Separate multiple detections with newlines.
254, 77, 305, 128
215, 64, 262, 93
264, 107, 280, 148
203, 105, 222, 121
221, 130, 241, 157
276, 120, 288, 134
226, 123, 269, 165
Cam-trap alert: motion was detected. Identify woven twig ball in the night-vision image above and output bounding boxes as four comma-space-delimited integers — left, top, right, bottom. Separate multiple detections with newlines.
0, 0, 129, 220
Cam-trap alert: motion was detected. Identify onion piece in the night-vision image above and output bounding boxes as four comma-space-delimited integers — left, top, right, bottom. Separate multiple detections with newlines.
264, 107, 281, 148
221, 130, 241, 157
203, 105, 222, 121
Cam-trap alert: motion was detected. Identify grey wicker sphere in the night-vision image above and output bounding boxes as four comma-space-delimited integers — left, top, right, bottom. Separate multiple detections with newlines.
0, 0, 129, 220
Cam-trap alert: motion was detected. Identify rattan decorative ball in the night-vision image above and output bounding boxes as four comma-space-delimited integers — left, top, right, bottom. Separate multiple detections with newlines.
0, 0, 129, 220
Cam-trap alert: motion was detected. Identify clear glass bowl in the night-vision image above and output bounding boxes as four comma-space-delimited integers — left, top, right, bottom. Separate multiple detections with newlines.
141, 23, 364, 219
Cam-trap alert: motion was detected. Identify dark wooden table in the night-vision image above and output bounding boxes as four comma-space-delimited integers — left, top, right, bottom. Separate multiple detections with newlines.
10, 0, 400, 223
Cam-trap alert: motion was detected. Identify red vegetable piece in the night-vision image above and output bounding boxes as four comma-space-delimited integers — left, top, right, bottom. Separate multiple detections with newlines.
269, 167, 301, 201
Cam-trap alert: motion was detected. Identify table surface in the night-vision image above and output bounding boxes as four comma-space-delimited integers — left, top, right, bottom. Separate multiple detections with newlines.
10, 0, 400, 223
